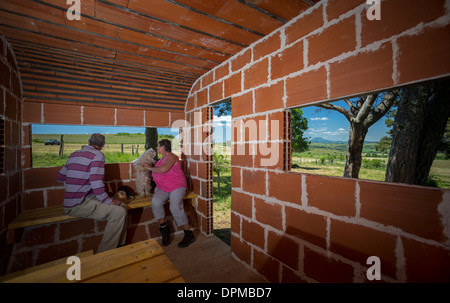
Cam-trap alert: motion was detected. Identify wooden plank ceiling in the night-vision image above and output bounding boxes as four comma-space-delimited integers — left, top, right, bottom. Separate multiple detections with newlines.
0, 0, 315, 112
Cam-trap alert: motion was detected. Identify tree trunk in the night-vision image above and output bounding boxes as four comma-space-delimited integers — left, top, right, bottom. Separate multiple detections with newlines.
217, 170, 221, 196
344, 123, 368, 178
145, 127, 158, 151
386, 79, 450, 185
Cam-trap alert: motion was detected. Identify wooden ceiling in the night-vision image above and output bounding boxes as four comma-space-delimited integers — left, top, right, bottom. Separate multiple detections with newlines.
0, 0, 316, 112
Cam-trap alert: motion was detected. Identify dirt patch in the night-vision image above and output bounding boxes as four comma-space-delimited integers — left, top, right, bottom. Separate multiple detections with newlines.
214, 210, 231, 245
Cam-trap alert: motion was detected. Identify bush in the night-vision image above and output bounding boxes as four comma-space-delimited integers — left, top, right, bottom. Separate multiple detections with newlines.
362, 158, 385, 168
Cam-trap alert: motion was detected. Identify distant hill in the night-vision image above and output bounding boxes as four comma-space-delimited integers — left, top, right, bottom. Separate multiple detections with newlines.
310, 137, 378, 144
310, 137, 346, 144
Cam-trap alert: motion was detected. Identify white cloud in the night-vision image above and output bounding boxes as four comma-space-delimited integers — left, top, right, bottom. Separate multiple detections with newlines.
310, 117, 329, 121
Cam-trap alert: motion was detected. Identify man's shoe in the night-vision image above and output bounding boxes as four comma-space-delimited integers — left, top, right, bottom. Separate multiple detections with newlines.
178, 230, 195, 248
159, 224, 171, 246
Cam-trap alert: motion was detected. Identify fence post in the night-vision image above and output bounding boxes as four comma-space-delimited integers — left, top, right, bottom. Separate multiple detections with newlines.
121, 143, 124, 154
132, 145, 135, 155
59, 135, 64, 156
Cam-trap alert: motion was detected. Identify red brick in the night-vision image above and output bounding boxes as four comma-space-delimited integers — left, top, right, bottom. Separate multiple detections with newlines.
59, 218, 95, 241
231, 48, 251, 72
402, 237, 450, 282
282, 266, 307, 283
329, 43, 393, 99
104, 163, 131, 181
126, 224, 150, 244
201, 71, 214, 88
326, 0, 362, 21
254, 142, 284, 171
82, 234, 103, 252
267, 230, 299, 270
271, 41, 303, 81
285, 67, 327, 107
359, 181, 445, 243
21, 224, 56, 247
361, 0, 446, 47
254, 249, 279, 283
22, 101, 42, 123
307, 175, 356, 216
231, 166, 241, 188
268, 111, 285, 141
397, 24, 450, 85
308, 16, 356, 65
285, 206, 327, 248
36, 240, 80, 265
285, 5, 323, 44
83, 106, 115, 125
230, 211, 241, 235
209, 81, 223, 103
268, 172, 301, 204
254, 197, 283, 230
231, 143, 253, 168
46, 188, 65, 207
304, 247, 354, 282
329, 219, 397, 279
253, 32, 281, 61
214, 62, 229, 81
254, 81, 284, 113
44, 103, 81, 124
242, 169, 266, 196
244, 58, 269, 89
23, 167, 61, 190
231, 233, 251, 265
128, 207, 155, 225
145, 110, 170, 127
22, 190, 44, 210
116, 108, 144, 126
242, 218, 265, 249
224, 71, 241, 97
5, 91, 17, 121
196, 88, 208, 108
231, 190, 252, 218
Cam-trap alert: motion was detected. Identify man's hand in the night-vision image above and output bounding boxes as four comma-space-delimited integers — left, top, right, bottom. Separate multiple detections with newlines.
110, 199, 123, 206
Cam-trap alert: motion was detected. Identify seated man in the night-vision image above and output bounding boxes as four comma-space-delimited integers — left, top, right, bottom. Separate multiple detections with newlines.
57, 133, 127, 253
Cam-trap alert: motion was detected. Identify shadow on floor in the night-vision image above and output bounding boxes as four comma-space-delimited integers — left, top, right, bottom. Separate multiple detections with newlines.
160, 232, 266, 283
214, 228, 231, 245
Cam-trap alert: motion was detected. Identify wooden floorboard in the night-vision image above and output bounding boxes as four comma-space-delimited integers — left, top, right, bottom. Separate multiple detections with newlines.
159, 232, 266, 283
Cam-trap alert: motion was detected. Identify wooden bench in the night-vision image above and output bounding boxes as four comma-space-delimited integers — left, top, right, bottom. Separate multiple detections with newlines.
7, 191, 198, 244
0, 239, 183, 283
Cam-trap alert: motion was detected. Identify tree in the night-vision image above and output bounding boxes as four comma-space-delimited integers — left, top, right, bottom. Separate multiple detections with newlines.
375, 136, 391, 153
291, 108, 310, 153
385, 79, 450, 185
145, 127, 158, 152
213, 152, 229, 195
317, 91, 400, 178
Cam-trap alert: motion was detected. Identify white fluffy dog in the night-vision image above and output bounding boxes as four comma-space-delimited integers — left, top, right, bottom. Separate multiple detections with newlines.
133, 148, 157, 197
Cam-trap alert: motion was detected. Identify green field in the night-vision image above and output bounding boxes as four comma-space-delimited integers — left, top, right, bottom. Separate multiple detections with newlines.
292, 142, 450, 189
31, 133, 178, 167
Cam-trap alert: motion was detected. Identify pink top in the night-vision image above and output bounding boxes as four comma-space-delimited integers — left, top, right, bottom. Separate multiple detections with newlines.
152, 154, 187, 192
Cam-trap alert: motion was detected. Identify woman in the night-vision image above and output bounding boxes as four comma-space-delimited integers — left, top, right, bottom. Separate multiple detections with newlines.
145, 139, 195, 248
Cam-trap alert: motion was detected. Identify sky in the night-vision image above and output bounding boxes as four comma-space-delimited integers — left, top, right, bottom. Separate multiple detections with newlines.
301, 100, 391, 142
32, 100, 390, 144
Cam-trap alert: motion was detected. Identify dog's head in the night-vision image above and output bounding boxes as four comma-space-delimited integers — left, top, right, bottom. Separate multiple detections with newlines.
134, 148, 157, 167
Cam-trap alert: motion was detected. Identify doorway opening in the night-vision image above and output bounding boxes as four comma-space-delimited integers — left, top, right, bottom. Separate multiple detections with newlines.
212, 99, 232, 245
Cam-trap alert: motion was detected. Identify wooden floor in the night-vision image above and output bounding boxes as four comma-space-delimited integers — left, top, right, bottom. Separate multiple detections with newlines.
158, 231, 267, 283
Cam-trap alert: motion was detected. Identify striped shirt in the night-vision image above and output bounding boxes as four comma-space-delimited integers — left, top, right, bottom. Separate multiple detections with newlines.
57, 145, 112, 208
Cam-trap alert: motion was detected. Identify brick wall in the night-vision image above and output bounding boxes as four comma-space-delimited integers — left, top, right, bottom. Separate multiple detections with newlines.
6, 102, 194, 273
0, 34, 22, 274
185, 0, 450, 282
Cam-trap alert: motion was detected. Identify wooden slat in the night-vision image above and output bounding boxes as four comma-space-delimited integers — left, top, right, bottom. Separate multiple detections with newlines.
1, 239, 180, 283
8, 205, 76, 230
8, 192, 198, 229
0, 250, 94, 282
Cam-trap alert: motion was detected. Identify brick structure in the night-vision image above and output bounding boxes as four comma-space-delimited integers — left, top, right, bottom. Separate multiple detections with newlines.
1, 0, 449, 282
184, 0, 450, 282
